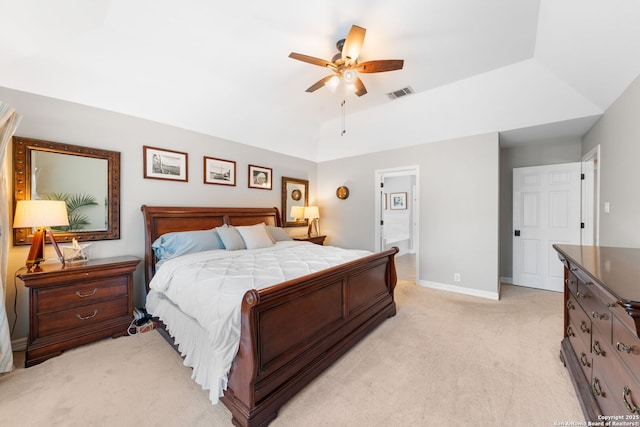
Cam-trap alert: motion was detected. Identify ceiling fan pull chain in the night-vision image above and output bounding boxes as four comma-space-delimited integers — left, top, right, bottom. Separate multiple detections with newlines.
341, 99, 346, 136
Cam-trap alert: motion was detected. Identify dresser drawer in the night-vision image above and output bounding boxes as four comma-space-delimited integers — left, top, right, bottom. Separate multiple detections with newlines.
568, 324, 593, 382
37, 296, 129, 337
36, 277, 129, 312
576, 280, 613, 336
567, 293, 592, 348
613, 316, 640, 381
595, 352, 640, 416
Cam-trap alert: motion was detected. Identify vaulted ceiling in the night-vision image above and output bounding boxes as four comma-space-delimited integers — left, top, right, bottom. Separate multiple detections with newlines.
1, 1, 639, 161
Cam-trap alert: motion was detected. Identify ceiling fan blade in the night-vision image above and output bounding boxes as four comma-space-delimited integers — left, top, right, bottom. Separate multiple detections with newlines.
306, 75, 336, 93
341, 25, 366, 63
353, 77, 367, 97
356, 59, 404, 73
289, 52, 336, 70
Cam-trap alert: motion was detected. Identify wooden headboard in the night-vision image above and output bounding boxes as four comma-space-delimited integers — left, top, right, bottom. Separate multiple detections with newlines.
141, 205, 281, 289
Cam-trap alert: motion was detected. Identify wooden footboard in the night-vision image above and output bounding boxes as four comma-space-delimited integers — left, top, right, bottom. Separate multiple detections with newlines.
221, 247, 398, 427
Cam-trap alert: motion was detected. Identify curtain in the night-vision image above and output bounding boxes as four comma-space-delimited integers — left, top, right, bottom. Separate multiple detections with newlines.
0, 101, 22, 373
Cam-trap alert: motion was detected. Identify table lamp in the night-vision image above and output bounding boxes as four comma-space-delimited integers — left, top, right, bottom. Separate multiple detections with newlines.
13, 200, 69, 271
304, 206, 320, 237
290, 206, 305, 222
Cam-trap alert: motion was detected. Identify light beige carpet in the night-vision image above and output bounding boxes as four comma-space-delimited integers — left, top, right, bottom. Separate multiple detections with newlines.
0, 282, 584, 427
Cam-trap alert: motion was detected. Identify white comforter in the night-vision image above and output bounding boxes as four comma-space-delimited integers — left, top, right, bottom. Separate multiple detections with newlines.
148, 241, 370, 402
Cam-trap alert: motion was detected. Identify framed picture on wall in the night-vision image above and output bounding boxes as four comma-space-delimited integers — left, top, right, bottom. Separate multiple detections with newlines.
390, 192, 408, 210
143, 146, 188, 182
204, 156, 236, 186
248, 164, 272, 190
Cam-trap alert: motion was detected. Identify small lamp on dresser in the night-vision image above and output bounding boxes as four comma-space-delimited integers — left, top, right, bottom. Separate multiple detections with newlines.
304, 206, 320, 237
13, 199, 69, 271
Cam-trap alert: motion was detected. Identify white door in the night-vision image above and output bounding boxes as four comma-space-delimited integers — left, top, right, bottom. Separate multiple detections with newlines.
512, 163, 581, 292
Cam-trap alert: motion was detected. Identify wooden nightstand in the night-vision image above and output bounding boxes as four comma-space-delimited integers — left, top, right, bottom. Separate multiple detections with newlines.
18, 256, 140, 367
293, 235, 326, 245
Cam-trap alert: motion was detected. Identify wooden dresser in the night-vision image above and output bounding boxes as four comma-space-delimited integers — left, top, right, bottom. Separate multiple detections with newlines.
18, 256, 140, 367
554, 245, 640, 421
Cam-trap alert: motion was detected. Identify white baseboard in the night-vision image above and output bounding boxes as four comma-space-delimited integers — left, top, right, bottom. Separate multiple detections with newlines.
418, 280, 500, 301
11, 337, 27, 352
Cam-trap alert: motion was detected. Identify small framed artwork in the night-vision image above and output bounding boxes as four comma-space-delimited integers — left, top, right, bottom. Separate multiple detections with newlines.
390, 192, 408, 210
204, 156, 236, 186
248, 164, 272, 190
143, 146, 188, 182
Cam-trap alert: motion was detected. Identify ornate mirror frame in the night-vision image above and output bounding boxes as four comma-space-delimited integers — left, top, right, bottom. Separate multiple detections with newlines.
281, 176, 309, 227
13, 136, 121, 246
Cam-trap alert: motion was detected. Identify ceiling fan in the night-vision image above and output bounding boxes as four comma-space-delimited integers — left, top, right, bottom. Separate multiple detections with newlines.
289, 25, 404, 97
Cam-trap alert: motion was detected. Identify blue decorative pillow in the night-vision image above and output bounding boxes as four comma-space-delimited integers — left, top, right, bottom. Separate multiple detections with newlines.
152, 228, 224, 261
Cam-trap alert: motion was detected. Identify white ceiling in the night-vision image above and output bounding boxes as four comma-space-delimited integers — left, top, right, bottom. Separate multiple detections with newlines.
1, 1, 639, 161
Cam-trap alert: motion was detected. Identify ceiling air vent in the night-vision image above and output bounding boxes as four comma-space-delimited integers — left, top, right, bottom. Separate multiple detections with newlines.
387, 86, 414, 100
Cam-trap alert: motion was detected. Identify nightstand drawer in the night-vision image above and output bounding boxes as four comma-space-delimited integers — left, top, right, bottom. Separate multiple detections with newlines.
38, 296, 129, 337
36, 277, 129, 312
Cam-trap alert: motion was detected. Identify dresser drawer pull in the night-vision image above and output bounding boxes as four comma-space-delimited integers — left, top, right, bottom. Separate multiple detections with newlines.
576, 291, 588, 299
76, 310, 99, 320
623, 386, 639, 414
592, 311, 608, 321
580, 321, 591, 334
592, 378, 605, 397
566, 326, 575, 337
566, 300, 575, 310
617, 342, 633, 354
592, 340, 606, 356
580, 352, 591, 367
75, 288, 98, 298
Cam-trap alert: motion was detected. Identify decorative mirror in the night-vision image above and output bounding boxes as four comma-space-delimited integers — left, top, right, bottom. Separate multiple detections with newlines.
13, 136, 121, 246
281, 176, 308, 227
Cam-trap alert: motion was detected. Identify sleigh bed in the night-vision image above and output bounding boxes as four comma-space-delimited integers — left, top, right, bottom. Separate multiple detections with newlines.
141, 205, 398, 427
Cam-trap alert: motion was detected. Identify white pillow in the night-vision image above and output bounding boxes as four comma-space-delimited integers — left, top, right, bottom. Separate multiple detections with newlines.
236, 223, 275, 250
267, 225, 293, 242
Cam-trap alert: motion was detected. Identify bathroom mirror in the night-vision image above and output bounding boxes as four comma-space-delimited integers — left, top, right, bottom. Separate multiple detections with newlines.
281, 176, 308, 227
13, 136, 120, 245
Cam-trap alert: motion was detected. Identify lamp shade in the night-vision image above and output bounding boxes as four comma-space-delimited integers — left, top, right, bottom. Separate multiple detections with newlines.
304, 206, 320, 219
13, 200, 69, 228
290, 206, 305, 220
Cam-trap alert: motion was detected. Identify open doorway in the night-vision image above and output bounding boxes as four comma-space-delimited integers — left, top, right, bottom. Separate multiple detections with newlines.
375, 166, 419, 282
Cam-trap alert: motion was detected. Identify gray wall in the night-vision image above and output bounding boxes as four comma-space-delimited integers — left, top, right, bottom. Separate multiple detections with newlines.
1, 86, 316, 341
318, 133, 500, 299
499, 139, 582, 279
582, 74, 640, 248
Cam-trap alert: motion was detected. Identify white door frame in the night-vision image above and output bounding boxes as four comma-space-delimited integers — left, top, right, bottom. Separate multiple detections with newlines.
374, 165, 420, 281
581, 145, 600, 246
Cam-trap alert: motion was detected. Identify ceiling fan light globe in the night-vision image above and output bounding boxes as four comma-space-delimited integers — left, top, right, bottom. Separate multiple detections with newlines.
343, 69, 358, 84
325, 76, 339, 92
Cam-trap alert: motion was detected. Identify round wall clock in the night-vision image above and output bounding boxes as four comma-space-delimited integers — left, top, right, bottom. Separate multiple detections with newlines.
336, 186, 350, 200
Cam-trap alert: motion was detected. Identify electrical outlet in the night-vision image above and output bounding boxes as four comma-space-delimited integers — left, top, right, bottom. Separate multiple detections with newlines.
454, 273, 461, 282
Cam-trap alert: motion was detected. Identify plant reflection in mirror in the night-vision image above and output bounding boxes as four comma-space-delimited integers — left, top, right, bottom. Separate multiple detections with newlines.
45, 193, 99, 231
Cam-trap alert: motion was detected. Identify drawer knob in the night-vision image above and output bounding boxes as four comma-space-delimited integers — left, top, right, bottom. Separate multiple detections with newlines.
76, 310, 98, 320
566, 325, 575, 337
566, 300, 575, 310
577, 291, 588, 299
592, 311, 608, 321
592, 377, 605, 397
75, 288, 98, 298
580, 352, 591, 367
617, 342, 633, 354
623, 386, 639, 414
580, 321, 591, 334
592, 340, 606, 356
